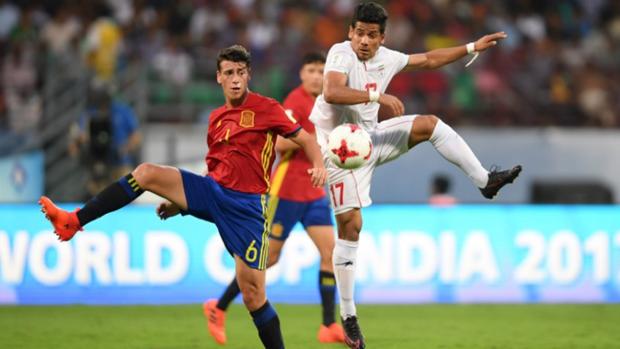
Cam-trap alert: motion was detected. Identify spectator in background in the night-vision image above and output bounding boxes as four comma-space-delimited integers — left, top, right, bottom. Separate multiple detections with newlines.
82, 4, 122, 82
577, 64, 616, 127
247, 11, 279, 64
2, 41, 40, 139
70, 83, 141, 196
8, 4, 39, 49
0, 0, 19, 42
189, 2, 228, 45
40, 4, 81, 56
0, 85, 16, 156
123, 2, 165, 64
152, 36, 193, 88
2, 0, 620, 131
429, 174, 457, 206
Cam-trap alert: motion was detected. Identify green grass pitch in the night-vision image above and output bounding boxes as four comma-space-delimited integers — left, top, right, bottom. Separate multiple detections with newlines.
1, 304, 619, 348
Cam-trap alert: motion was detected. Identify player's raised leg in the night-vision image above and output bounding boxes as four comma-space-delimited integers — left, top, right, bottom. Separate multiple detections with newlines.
205, 239, 285, 345
39, 163, 187, 241
306, 225, 345, 343
236, 255, 285, 349
408, 114, 521, 199
333, 209, 365, 349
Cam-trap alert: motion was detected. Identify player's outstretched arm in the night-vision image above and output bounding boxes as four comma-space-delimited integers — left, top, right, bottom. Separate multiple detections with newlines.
288, 129, 327, 187
275, 135, 300, 153
403, 31, 507, 71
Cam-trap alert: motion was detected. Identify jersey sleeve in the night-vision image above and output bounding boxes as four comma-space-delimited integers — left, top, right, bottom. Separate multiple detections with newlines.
385, 47, 409, 78
282, 94, 298, 118
324, 43, 355, 76
283, 90, 315, 134
269, 102, 302, 137
284, 103, 314, 134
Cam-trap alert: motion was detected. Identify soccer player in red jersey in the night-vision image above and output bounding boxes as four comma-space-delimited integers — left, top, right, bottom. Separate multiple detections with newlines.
38, 45, 327, 349
205, 53, 345, 345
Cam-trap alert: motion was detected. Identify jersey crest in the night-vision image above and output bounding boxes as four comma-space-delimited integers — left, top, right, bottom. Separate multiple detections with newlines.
239, 110, 255, 128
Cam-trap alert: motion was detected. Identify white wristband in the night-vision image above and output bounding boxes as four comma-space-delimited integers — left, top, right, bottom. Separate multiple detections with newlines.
466, 42, 476, 54
368, 90, 380, 103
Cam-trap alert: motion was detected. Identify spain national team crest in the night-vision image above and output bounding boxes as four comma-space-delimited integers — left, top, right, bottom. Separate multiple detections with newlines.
271, 223, 283, 238
239, 110, 255, 128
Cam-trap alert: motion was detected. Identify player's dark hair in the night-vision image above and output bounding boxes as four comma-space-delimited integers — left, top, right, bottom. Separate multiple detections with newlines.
87, 82, 112, 109
351, 2, 388, 34
433, 175, 451, 194
301, 52, 326, 66
217, 45, 251, 71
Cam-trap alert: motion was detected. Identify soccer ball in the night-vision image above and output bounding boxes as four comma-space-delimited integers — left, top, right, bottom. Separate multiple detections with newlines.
327, 124, 372, 169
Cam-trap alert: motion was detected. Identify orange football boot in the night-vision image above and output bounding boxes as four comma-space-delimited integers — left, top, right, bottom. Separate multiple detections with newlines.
38, 196, 82, 241
204, 299, 227, 345
318, 322, 346, 343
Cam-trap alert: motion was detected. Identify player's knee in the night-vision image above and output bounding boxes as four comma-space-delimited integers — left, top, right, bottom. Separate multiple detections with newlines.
132, 162, 158, 188
339, 227, 359, 241
419, 114, 439, 134
410, 114, 440, 144
338, 217, 361, 240
240, 282, 264, 310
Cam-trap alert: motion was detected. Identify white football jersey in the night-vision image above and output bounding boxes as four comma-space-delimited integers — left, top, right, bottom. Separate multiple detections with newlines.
310, 41, 409, 134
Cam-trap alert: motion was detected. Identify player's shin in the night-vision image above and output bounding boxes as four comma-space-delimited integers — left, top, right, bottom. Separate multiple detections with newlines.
333, 239, 359, 319
429, 120, 489, 188
76, 173, 145, 226
319, 271, 337, 325
250, 300, 285, 349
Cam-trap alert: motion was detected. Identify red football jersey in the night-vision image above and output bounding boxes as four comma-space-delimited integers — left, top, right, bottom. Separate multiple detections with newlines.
270, 85, 326, 202
206, 92, 301, 194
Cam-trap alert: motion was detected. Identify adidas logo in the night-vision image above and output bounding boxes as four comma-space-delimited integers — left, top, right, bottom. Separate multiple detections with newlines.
335, 261, 353, 267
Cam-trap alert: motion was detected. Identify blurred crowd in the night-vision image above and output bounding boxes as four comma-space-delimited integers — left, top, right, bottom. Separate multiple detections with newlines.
1, 0, 620, 149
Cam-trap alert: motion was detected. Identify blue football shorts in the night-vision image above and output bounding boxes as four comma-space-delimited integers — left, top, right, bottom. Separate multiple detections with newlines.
268, 196, 333, 241
180, 169, 270, 270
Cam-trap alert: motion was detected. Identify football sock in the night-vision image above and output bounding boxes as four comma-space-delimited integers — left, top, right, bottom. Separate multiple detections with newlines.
333, 238, 358, 319
429, 120, 489, 188
76, 174, 144, 226
217, 277, 241, 311
319, 270, 336, 325
250, 301, 285, 349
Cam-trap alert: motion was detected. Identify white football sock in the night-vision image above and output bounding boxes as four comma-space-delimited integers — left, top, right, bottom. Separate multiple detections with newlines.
429, 120, 489, 188
333, 238, 359, 319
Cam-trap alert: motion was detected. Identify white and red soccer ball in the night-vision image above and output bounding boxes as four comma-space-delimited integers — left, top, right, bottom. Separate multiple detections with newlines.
327, 123, 372, 170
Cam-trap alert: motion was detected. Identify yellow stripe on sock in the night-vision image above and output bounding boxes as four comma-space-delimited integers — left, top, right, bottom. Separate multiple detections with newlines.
321, 277, 336, 286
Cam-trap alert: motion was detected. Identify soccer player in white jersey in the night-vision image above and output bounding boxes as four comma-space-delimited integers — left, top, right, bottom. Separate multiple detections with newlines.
309, 2, 522, 348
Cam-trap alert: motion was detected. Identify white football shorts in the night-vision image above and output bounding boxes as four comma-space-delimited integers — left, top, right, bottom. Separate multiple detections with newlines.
318, 114, 417, 214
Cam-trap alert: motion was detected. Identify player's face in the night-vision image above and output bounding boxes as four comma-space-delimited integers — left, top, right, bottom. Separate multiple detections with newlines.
217, 60, 251, 104
299, 62, 324, 97
348, 22, 384, 61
